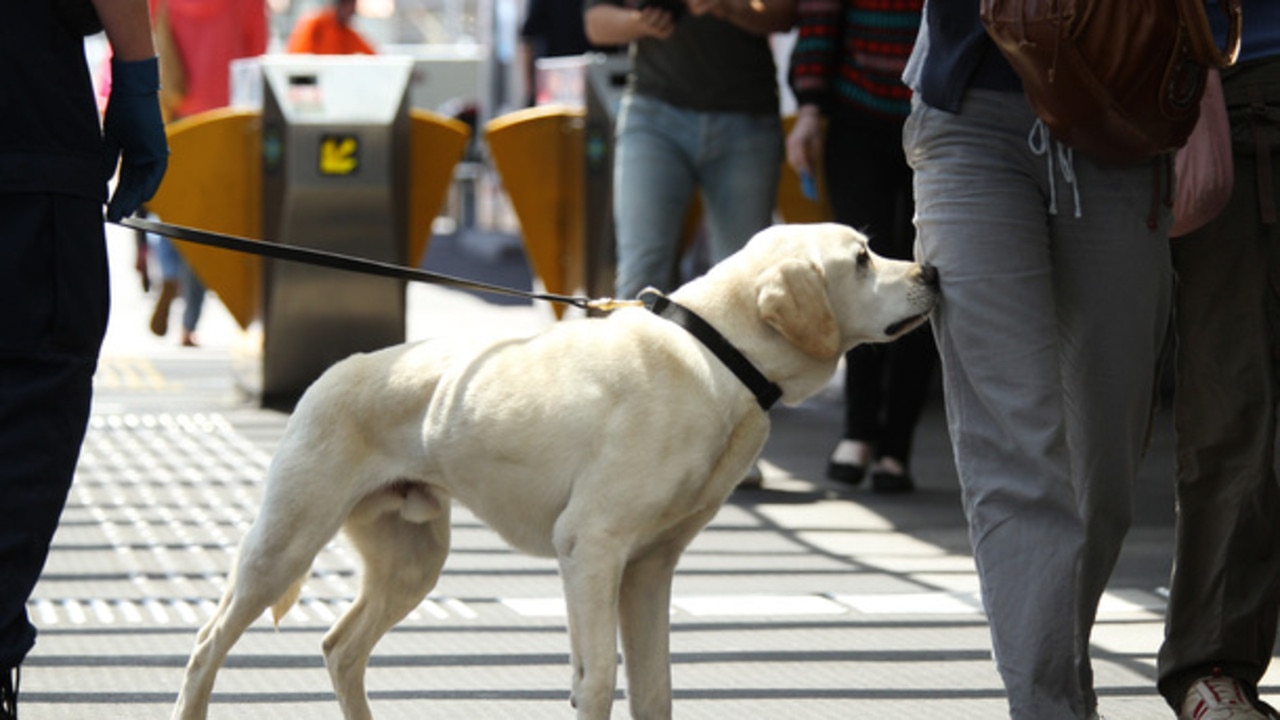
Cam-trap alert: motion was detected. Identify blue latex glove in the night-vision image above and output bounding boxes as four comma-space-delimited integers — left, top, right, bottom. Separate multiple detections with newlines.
102, 57, 168, 222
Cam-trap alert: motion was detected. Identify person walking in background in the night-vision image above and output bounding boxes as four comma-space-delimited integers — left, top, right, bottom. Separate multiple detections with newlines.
1, 1, 167, 716
519, 0, 602, 107
584, 0, 796, 301
287, 0, 376, 55
147, 0, 268, 346
1158, 2, 1280, 718
147, 228, 205, 346
902, 1, 1173, 717
786, 0, 932, 494
152, 0, 267, 122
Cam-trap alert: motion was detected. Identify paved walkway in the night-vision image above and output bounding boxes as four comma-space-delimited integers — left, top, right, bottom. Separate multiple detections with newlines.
18, 223, 1274, 718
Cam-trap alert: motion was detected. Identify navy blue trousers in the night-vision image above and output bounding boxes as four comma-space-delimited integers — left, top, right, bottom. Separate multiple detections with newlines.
0, 193, 108, 668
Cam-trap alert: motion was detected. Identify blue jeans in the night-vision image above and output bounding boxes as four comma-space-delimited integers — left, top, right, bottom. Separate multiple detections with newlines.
612, 92, 782, 299
906, 90, 1172, 719
153, 235, 205, 334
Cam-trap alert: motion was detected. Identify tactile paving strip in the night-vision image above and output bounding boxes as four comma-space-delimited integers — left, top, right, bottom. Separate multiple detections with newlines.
35, 411, 1169, 632
93, 357, 174, 392
39, 411, 493, 628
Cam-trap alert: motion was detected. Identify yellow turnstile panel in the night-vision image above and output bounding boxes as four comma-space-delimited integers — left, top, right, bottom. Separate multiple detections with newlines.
408, 109, 471, 269
487, 110, 831, 317
147, 108, 263, 330
146, 106, 469, 331
485, 105, 585, 318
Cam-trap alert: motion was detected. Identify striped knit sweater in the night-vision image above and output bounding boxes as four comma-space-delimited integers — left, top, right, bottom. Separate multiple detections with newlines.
788, 0, 922, 120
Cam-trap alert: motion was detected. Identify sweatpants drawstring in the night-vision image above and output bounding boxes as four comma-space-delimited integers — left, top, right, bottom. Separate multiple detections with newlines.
1028, 119, 1083, 219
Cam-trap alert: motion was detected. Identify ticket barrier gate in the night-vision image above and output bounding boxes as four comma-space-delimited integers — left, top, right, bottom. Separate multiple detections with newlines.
147, 55, 471, 407
484, 54, 628, 317
486, 54, 832, 316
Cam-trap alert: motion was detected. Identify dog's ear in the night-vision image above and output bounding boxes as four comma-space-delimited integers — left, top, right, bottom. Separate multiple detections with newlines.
756, 259, 840, 360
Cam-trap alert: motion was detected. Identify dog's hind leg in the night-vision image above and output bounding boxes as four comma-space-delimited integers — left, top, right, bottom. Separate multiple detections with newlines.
172, 527, 338, 719
323, 491, 452, 720
172, 471, 360, 719
170, 567, 263, 720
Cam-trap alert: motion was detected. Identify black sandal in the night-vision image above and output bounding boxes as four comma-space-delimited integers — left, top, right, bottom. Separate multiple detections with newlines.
871, 469, 915, 494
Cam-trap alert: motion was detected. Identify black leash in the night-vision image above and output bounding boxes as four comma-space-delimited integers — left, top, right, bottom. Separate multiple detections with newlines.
113, 217, 781, 409
641, 290, 781, 411
114, 216, 637, 313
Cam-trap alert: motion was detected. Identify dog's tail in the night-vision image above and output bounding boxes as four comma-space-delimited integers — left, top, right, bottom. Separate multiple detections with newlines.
271, 576, 306, 628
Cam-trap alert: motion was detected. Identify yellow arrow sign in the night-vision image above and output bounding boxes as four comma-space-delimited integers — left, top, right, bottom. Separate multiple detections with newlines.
319, 135, 359, 175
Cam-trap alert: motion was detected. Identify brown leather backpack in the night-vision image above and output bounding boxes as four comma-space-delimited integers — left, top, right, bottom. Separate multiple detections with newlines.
981, 0, 1243, 166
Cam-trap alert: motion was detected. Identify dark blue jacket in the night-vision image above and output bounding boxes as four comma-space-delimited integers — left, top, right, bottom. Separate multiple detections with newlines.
0, 1, 107, 201
916, 0, 1021, 113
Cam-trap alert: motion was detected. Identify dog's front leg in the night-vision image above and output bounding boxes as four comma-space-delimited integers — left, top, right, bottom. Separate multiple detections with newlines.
618, 546, 681, 720
619, 509, 715, 720
556, 529, 627, 720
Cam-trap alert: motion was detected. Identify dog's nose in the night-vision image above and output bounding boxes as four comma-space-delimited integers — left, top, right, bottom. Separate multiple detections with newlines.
918, 263, 939, 287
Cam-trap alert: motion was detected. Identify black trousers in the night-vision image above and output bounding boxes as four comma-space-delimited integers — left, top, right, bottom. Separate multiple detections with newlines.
823, 110, 937, 465
0, 192, 108, 668
1158, 55, 1280, 710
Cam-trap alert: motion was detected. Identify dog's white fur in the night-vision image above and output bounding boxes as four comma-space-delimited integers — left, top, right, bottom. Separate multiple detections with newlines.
170, 223, 939, 720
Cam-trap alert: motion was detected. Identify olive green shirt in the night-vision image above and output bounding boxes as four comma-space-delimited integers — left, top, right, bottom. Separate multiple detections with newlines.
585, 0, 780, 115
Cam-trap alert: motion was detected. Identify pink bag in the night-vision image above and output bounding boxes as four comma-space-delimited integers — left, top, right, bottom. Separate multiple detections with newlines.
1171, 69, 1234, 237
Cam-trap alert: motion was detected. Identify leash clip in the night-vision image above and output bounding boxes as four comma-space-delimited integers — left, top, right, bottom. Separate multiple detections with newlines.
586, 297, 646, 313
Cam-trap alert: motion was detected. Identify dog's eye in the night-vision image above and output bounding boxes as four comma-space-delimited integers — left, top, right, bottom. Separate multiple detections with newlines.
856, 249, 871, 268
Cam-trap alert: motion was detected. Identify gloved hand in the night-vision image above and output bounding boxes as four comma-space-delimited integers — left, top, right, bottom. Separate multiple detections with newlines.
102, 57, 169, 222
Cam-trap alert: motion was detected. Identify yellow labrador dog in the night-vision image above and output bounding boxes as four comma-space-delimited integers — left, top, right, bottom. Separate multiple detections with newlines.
171, 223, 939, 720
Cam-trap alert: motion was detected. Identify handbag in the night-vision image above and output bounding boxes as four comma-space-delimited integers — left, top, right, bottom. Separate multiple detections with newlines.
980, 0, 1242, 166
1171, 68, 1234, 237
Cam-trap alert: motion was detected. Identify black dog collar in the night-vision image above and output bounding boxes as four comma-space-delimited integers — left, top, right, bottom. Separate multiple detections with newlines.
641, 291, 782, 411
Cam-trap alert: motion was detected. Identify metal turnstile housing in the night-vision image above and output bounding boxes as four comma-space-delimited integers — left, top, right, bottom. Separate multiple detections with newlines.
256, 56, 413, 406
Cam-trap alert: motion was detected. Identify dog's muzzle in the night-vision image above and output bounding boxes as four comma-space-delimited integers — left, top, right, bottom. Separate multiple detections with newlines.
884, 264, 940, 337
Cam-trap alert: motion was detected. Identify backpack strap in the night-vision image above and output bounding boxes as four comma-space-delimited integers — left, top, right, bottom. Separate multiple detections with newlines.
1182, 0, 1242, 69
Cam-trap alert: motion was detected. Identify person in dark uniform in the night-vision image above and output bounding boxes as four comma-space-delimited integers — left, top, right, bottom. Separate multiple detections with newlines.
0, 2, 167, 717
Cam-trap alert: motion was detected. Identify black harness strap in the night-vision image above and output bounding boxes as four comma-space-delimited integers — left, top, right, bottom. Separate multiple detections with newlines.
642, 291, 782, 411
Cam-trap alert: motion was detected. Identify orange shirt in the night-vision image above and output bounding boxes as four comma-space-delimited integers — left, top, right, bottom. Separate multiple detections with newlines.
286, 9, 377, 55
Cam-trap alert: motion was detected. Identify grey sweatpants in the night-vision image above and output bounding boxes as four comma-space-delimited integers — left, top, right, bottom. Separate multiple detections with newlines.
905, 89, 1173, 719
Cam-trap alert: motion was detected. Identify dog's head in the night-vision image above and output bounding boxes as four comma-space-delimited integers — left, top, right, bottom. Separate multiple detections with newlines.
745, 223, 939, 360
667, 222, 939, 405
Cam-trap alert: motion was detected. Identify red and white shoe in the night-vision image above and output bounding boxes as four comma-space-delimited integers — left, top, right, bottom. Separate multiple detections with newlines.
1181, 669, 1276, 720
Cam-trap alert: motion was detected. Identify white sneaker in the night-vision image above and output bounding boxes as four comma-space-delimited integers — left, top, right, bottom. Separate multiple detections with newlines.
1181, 671, 1272, 720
